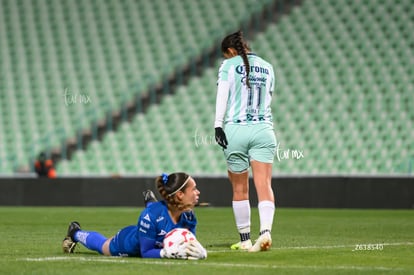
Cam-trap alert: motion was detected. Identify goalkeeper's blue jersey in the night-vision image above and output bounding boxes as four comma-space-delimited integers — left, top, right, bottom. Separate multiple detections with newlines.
109, 201, 197, 258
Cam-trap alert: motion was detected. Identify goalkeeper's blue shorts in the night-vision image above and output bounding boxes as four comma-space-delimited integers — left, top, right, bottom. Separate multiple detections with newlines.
109, 225, 141, 257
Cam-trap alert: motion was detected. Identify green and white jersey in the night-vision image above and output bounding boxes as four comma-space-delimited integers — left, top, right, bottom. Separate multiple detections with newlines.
217, 53, 275, 125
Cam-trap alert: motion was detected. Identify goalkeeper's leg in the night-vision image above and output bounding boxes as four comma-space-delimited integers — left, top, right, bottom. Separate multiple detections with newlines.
62, 221, 81, 253
62, 221, 108, 255
72, 230, 108, 254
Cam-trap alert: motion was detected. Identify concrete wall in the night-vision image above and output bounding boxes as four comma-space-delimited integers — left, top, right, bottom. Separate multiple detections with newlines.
0, 176, 413, 208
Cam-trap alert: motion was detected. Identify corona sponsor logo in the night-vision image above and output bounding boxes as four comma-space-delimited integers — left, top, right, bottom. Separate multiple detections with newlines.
236, 65, 269, 75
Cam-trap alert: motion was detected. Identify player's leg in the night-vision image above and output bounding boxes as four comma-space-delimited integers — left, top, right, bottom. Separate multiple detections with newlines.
62, 221, 108, 255
228, 169, 252, 250
251, 160, 274, 202
248, 124, 276, 252
228, 169, 249, 201
73, 230, 108, 255
249, 160, 274, 252
62, 221, 81, 253
224, 124, 252, 250
101, 237, 113, 256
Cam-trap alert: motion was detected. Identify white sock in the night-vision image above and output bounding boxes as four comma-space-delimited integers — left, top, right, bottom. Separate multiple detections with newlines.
232, 200, 251, 238
258, 200, 275, 234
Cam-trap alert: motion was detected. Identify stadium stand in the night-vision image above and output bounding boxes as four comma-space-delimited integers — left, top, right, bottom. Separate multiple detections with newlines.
0, 0, 274, 174
0, 0, 412, 176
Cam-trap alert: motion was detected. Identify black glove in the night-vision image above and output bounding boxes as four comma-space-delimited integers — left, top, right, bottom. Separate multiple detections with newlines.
215, 127, 228, 149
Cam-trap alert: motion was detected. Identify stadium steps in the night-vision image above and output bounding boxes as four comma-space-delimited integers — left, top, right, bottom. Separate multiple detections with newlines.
56, 1, 304, 175
0, 0, 277, 173
251, 0, 413, 174
59, 0, 413, 175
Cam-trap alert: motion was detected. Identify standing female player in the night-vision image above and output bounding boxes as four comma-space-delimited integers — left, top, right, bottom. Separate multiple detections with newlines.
62, 172, 206, 259
214, 31, 276, 252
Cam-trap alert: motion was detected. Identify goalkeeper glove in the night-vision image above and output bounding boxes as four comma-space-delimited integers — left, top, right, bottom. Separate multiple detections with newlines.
160, 241, 188, 259
215, 127, 228, 149
160, 240, 207, 260
186, 240, 207, 260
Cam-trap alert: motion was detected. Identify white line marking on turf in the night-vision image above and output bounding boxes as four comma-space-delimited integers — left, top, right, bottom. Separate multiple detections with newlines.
19, 242, 413, 272
19, 256, 408, 272
207, 241, 414, 253
275, 241, 414, 250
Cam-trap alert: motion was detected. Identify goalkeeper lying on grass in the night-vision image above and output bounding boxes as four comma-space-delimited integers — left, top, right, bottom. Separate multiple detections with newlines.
62, 172, 207, 260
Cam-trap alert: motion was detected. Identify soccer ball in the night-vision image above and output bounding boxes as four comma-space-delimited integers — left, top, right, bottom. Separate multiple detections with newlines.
163, 228, 196, 248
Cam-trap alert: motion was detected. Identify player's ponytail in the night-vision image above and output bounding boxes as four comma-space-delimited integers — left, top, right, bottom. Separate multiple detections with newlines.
221, 30, 251, 89
235, 31, 251, 89
156, 172, 191, 210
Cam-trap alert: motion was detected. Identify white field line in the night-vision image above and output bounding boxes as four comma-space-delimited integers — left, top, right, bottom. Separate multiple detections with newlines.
208, 241, 414, 253
18, 242, 414, 272
19, 256, 409, 272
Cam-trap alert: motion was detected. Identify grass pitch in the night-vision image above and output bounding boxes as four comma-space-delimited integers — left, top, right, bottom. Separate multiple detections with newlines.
0, 207, 413, 274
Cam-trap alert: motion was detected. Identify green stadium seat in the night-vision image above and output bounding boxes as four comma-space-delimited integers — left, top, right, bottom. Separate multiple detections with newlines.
1, 0, 412, 176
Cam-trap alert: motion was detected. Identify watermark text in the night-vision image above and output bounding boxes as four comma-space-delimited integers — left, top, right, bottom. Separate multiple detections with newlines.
63, 88, 91, 106
352, 243, 384, 251
276, 142, 304, 161
194, 128, 217, 148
